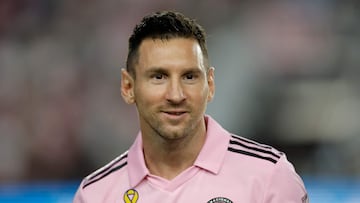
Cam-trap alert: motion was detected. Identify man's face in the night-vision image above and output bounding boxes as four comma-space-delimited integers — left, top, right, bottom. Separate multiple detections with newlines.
123, 38, 215, 141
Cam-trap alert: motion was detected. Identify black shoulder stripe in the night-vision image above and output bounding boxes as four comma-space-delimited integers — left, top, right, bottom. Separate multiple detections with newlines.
87, 153, 128, 181
228, 147, 277, 164
229, 139, 280, 159
231, 135, 272, 149
83, 162, 127, 189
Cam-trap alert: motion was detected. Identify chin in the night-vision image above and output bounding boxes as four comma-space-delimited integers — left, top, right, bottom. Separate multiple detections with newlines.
159, 128, 188, 140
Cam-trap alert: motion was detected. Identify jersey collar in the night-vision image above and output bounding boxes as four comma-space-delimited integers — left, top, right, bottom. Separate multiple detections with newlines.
127, 115, 230, 188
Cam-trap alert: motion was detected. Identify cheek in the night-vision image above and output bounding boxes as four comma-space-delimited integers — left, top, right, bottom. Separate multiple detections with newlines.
188, 86, 209, 102
135, 85, 164, 104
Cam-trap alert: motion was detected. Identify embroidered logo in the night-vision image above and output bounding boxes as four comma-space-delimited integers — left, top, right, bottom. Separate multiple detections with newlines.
207, 197, 233, 203
123, 189, 139, 203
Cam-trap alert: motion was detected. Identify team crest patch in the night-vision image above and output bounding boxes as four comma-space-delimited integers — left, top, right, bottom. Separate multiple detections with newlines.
207, 197, 233, 203
123, 189, 139, 203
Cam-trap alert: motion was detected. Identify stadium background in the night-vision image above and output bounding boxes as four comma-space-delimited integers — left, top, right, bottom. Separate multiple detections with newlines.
0, 0, 359, 202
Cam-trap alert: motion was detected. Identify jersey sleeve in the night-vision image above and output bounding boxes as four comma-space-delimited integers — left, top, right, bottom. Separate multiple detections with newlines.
263, 155, 309, 203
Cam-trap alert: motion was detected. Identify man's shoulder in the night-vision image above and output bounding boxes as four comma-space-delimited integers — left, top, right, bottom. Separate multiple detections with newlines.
226, 134, 285, 166
81, 151, 129, 190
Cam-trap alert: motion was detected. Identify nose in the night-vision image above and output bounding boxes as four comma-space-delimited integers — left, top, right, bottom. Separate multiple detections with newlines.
165, 78, 186, 104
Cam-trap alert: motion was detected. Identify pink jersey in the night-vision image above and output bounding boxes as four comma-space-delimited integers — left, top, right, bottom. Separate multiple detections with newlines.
74, 116, 308, 203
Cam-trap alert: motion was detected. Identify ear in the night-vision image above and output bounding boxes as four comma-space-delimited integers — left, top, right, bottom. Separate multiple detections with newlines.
207, 67, 215, 102
121, 69, 135, 104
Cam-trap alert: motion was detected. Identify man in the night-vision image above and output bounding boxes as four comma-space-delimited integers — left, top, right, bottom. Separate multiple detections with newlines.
74, 11, 308, 203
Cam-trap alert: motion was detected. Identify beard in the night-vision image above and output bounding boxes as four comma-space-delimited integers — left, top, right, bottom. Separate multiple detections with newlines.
138, 103, 205, 141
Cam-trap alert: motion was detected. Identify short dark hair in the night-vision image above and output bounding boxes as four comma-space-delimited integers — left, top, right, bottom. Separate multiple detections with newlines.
126, 11, 209, 77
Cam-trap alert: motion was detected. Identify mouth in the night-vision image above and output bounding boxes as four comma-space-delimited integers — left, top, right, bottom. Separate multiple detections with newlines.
161, 110, 188, 117
166, 111, 185, 115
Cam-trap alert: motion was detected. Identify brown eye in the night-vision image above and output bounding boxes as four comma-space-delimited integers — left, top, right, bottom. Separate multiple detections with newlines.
154, 74, 163, 79
183, 73, 199, 82
185, 73, 194, 80
152, 73, 165, 80
150, 73, 167, 84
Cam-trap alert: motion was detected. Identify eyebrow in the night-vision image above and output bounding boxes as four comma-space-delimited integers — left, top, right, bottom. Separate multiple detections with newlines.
144, 66, 203, 75
145, 67, 168, 75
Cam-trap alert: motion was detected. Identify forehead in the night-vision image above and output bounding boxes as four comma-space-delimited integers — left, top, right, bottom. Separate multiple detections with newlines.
136, 38, 205, 71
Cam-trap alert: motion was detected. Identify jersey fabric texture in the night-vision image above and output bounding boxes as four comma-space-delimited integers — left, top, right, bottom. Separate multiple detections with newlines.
73, 116, 308, 203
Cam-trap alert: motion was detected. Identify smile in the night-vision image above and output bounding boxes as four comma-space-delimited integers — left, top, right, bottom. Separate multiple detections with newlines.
161, 110, 188, 117
166, 111, 185, 115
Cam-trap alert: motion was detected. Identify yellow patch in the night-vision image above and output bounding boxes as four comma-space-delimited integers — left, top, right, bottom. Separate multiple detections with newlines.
123, 189, 139, 203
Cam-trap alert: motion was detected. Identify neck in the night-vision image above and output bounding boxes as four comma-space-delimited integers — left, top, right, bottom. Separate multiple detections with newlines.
142, 122, 206, 180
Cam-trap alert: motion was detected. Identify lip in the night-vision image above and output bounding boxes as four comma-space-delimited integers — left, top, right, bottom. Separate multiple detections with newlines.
161, 110, 188, 118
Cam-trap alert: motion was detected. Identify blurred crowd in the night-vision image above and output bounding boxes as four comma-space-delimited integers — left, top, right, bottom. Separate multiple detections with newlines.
0, 0, 359, 182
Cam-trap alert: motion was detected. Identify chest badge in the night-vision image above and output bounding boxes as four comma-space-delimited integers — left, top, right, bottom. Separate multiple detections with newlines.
123, 189, 139, 203
207, 197, 233, 203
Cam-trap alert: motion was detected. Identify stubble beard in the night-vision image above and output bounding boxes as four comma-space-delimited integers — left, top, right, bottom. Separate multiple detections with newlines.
149, 114, 192, 141
143, 108, 204, 144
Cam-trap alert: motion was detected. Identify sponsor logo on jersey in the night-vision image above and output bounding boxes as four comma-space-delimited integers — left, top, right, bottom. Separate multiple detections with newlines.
123, 189, 139, 203
207, 197, 233, 203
